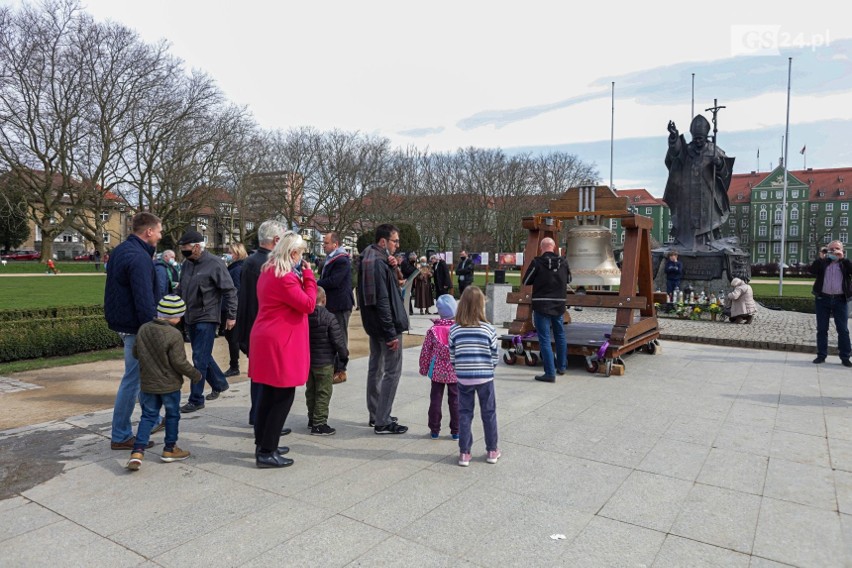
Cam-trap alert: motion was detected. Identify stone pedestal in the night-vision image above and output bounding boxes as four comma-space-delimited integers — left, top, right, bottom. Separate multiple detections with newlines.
653, 247, 751, 299
486, 283, 516, 327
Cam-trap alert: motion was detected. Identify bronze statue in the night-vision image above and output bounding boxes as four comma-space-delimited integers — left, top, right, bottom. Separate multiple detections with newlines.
663, 114, 735, 251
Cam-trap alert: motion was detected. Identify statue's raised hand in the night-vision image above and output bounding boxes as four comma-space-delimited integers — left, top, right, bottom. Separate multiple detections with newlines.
667, 121, 678, 137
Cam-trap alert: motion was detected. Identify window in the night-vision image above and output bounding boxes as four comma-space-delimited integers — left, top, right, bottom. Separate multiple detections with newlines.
792, 190, 799, 198
789, 242, 798, 255
810, 218, 817, 226
826, 217, 834, 227
759, 210, 768, 221
790, 225, 799, 237
841, 233, 849, 244
668, 221, 673, 229
773, 243, 781, 255
610, 219, 618, 230
811, 204, 819, 211
774, 209, 782, 223
776, 191, 782, 199
743, 206, 750, 214
246, 221, 254, 231
773, 226, 782, 239
826, 203, 834, 212
760, 191, 767, 199
729, 218, 736, 227
103, 232, 110, 244
742, 218, 748, 228
840, 217, 849, 226
741, 235, 749, 244
790, 208, 799, 221
758, 226, 767, 237
99, 211, 109, 222
758, 243, 767, 254
842, 203, 849, 211
645, 207, 652, 215
620, 232, 625, 244
824, 234, 833, 243
65, 208, 73, 217
62, 234, 73, 243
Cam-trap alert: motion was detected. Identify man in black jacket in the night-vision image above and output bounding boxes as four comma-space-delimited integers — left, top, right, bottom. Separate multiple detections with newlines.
456, 250, 473, 295
235, 220, 289, 428
177, 230, 236, 412
809, 241, 852, 367
358, 223, 410, 434
522, 237, 570, 383
317, 231, 353, 384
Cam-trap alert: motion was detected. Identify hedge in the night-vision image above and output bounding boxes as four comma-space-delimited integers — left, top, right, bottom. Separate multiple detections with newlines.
0, 314, 121, 362
0, 304, 103, 323
754, 296, 815, 314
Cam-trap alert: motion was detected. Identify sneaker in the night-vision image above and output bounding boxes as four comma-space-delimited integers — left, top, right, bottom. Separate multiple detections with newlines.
332, 371, 347, 384
374, 422, 408, 435
369, 416, 397, 428
430, 432, 439, 440
180, 402, 205, 413
224, 368, 240, 377
161, 447, 190, 462
151, 421, 166, 434
205, 384, 229, 400
458, 452, 471, 467
126, 452, 144, 471
111, 437, 154, 451
310, 424, 336, 436
486, 449, 502, 464
534, 374, 556, 383
842, 359, 852, 368
452, 433, 459, 441
813, 356, 827, 364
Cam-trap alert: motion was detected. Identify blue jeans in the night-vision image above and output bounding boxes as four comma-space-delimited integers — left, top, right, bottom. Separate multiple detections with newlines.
815, 295, 851, 360
533, 311, 567, 377
111, 334, 139, 443
458, 381, 498, 454
135, 391, 182, 450
187, 322, 229, 406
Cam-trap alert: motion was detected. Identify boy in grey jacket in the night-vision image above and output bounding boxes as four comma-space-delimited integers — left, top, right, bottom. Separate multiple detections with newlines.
306, 287, 349, 436
127, 295, 202, 470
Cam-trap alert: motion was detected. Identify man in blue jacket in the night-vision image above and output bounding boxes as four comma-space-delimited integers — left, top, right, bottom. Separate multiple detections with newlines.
318, 231, 353, 383
104, 212, 163, 450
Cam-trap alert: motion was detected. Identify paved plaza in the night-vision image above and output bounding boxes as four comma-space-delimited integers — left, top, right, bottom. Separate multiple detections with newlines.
2, 307, 852, 567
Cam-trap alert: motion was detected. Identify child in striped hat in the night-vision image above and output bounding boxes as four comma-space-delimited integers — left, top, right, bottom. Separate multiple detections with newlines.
126, 294, 202, 471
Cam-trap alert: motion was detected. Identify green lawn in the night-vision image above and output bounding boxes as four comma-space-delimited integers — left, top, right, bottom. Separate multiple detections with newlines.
751, 283, 812, 298
0, 275, 105, 310
0, 261, 103, 273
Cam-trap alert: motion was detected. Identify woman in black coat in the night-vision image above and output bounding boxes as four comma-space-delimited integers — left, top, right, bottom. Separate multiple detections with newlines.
220, 243, 247, 379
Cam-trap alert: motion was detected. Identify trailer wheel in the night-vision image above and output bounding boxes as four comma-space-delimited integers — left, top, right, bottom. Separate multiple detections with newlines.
586, 360, 599, 374
645, 342, 656, 355
503, 352, 518, 365
524, 352, 539, 366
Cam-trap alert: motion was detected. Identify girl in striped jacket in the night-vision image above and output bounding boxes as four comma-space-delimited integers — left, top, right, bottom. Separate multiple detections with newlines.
448, 286, 500, 467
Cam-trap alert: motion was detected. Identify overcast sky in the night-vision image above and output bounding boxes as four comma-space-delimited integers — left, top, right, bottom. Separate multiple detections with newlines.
5, 0, 852, 193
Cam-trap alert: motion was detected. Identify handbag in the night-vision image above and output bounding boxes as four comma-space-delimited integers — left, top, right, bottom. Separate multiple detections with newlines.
427, 356, 436, 379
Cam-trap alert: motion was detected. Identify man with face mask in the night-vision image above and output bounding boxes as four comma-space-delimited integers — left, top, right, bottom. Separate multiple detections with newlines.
810, 241, 852, 367
456, 250, 473, 296
154, 249, 180, 301
177, 230, 237, 412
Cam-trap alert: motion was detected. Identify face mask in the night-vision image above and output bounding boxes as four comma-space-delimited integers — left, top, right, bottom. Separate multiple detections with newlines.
223, 254, 233, 264
181, 249, 193, 259
168, 258, 177, 266
828, 254, 838, 261
460, 256, 466, 261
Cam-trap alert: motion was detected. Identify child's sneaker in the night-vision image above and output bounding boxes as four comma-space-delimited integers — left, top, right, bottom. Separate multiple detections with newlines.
451, 433, 459, 441
458, 452, 471, 467
126, 452, 144, 471
430, 432, 439, 440
161, 447, 190, 462
486, 449, 502, 464
310, 424, 336, 436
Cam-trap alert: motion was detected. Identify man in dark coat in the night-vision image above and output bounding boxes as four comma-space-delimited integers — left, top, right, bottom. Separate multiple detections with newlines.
456, 250, 474, 296
317, 231, 354, 384
431, 254, 452, 297
235, 220, 290, 429
104, 212, 163, 450
809, 241, 852, 367
522, 237, 570, 383
359, 223, 410, 434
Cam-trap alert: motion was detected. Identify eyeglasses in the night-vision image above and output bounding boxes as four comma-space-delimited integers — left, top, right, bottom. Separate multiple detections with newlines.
389, 239, 400, 244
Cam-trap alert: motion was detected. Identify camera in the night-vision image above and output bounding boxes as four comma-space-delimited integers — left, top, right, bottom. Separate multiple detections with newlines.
821, 248, 829, 254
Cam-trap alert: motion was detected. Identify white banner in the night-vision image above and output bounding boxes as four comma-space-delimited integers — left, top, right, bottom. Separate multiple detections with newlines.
444, 251, 453, 265
515, 252, 524, 266
480, 252, 489, 266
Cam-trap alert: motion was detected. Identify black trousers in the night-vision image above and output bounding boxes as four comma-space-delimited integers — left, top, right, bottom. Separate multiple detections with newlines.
223, 328, 240, 369
255, 385, 295, 452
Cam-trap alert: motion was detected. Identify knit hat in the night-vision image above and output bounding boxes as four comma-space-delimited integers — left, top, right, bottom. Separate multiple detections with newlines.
436, 294, 457, 319
157, 294, 186, 319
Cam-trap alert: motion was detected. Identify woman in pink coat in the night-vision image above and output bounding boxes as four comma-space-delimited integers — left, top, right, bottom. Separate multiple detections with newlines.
249, 231, 317, 468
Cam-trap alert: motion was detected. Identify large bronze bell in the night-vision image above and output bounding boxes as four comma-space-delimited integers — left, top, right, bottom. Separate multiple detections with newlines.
564, 224, 621, 286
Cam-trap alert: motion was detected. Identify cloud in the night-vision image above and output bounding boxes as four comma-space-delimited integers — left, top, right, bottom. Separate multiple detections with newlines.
456, 39, 852, 131
396, 126, 446, 137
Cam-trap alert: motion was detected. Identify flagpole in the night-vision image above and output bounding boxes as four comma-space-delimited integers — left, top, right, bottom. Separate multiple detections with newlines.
610, 81, 615, 189
779, 57, 792, 297
757, 147, 760, 172
691, 73, 695, 119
